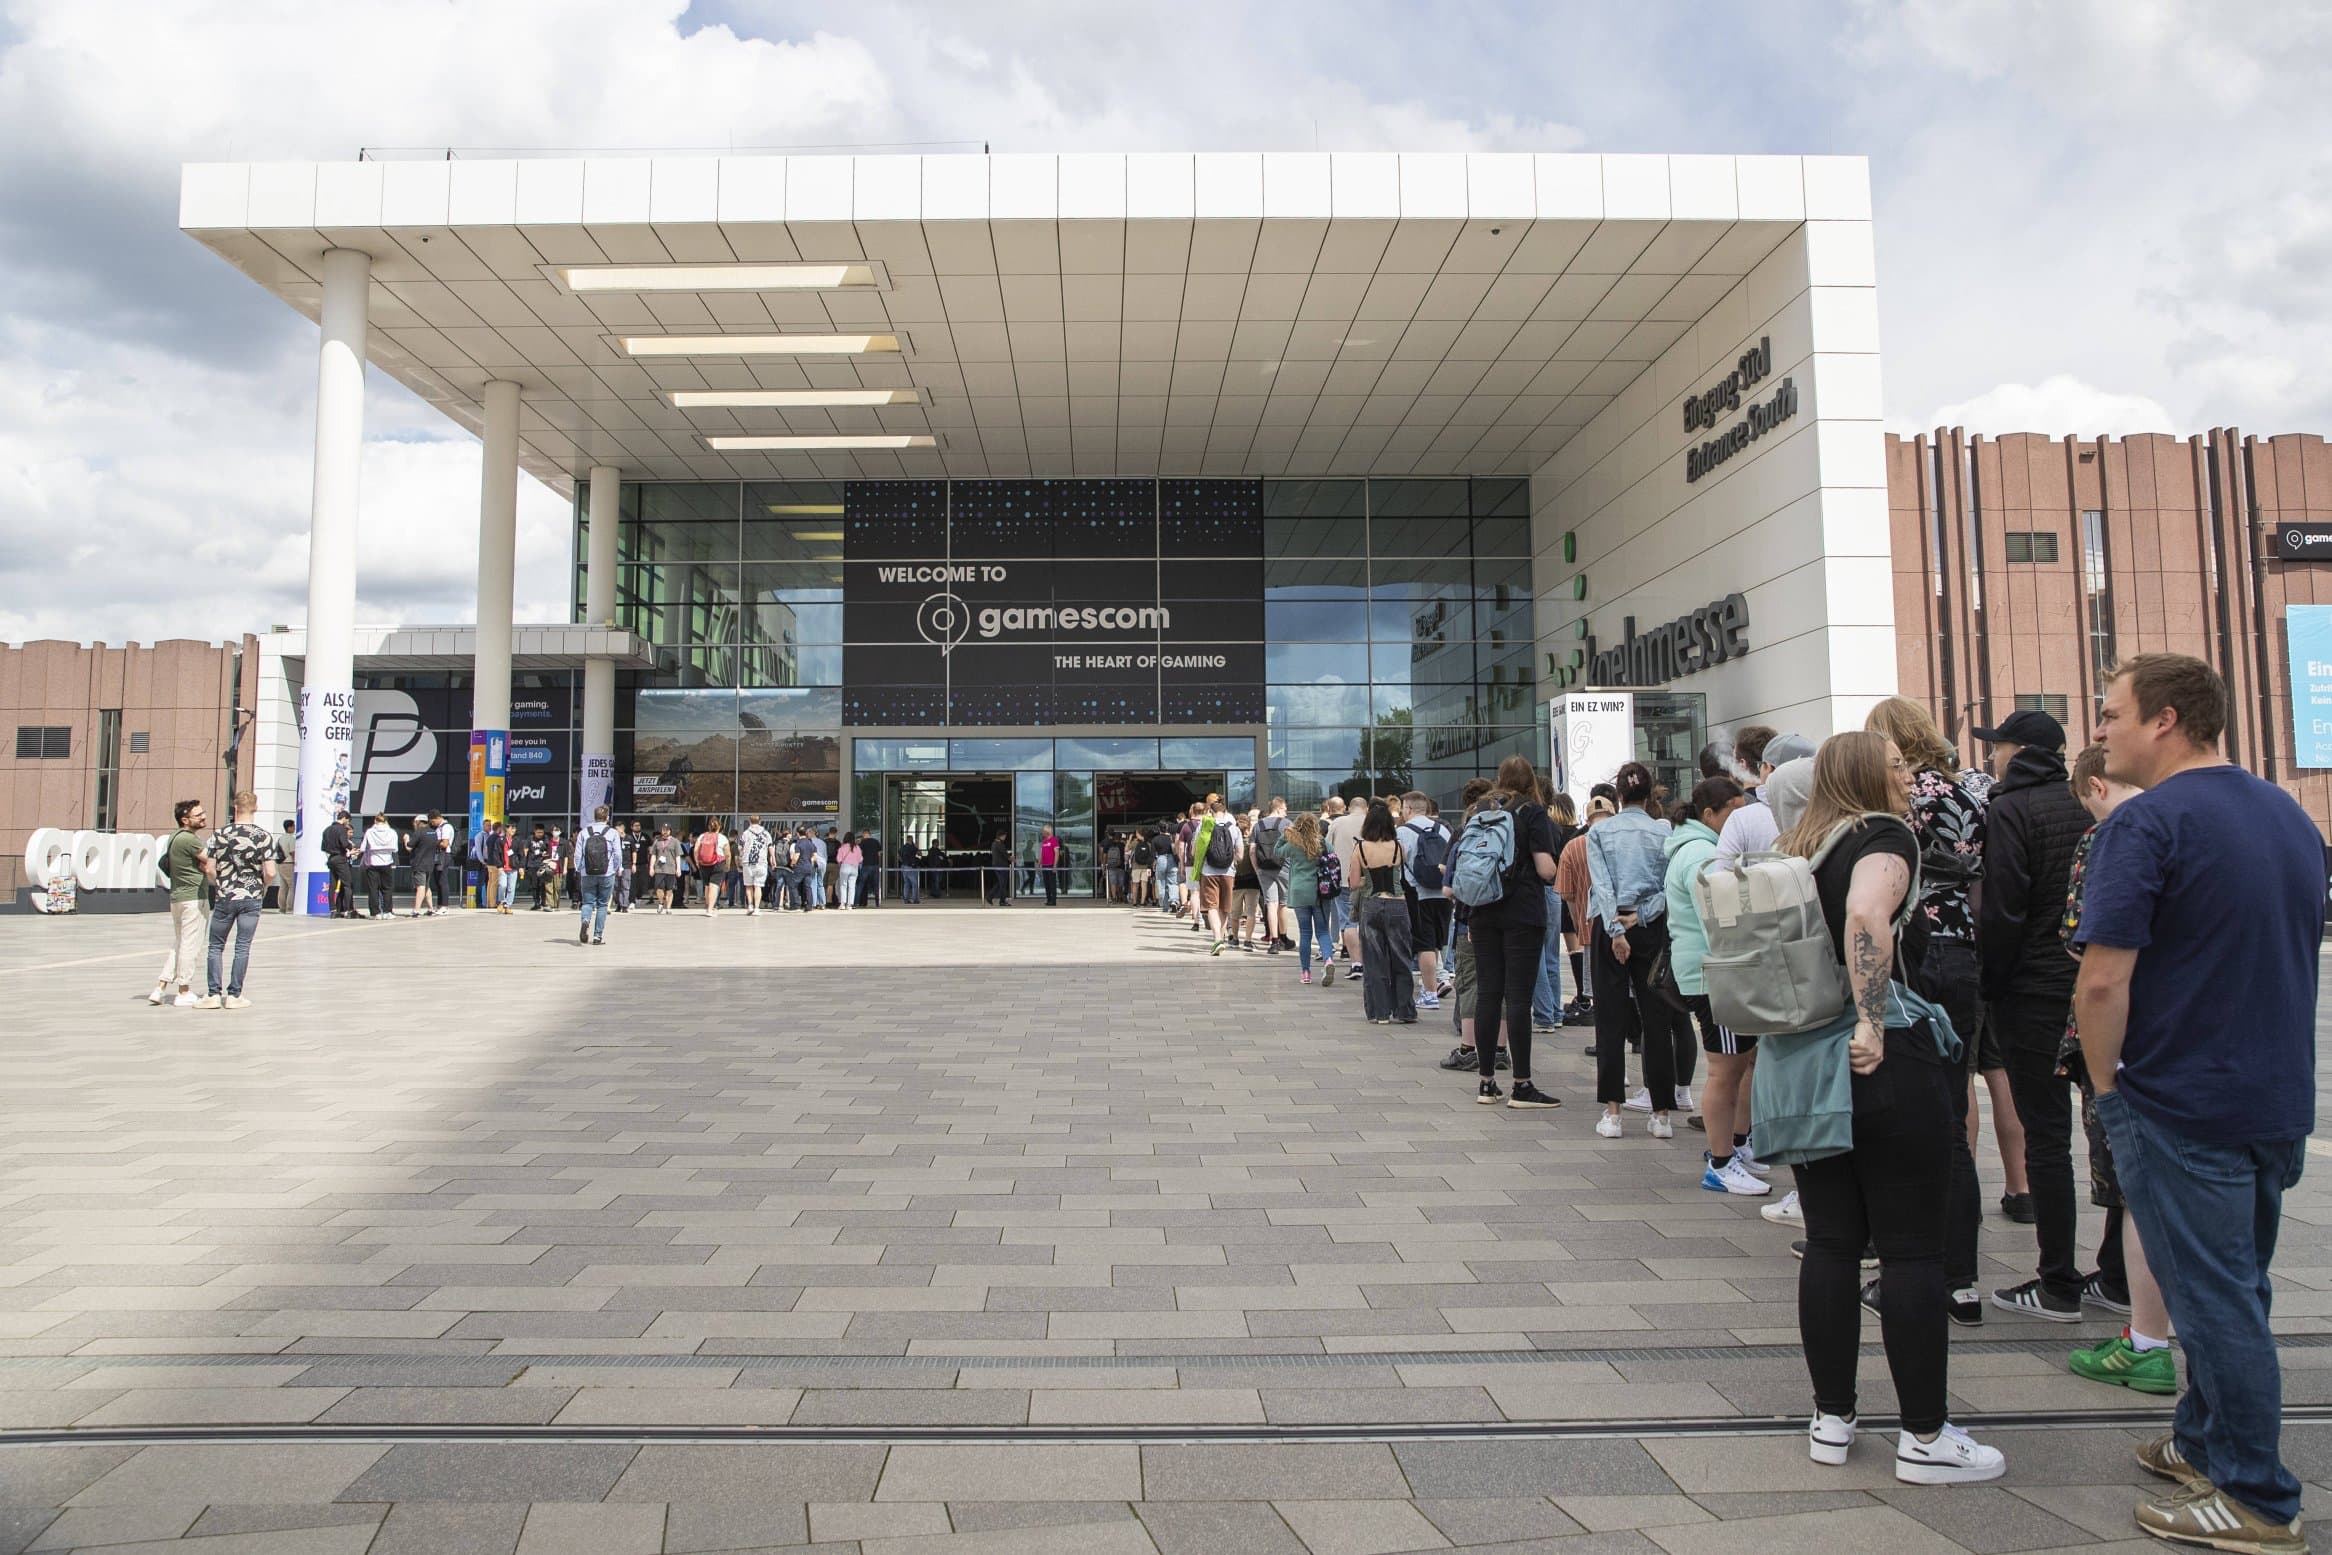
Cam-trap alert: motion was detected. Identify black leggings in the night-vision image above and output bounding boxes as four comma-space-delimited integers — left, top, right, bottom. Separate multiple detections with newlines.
1473, 916, 1544, 1081
1590, 919, 1687, 1108
1796, 1024, 1956, 1435
363, 865, 392, 917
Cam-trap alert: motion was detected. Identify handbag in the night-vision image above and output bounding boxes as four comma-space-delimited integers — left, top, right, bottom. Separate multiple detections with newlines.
1645, 938, 1694, 1014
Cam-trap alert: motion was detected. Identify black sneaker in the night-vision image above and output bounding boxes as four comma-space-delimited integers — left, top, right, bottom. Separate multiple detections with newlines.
2081, 1274, 2133, 1315
1999, 1192, 2036, 1224
1990, 1277, 2082, 1322
577, 921, 589, 944
1494, 1048, 1511, 1071
1791, 1240, 1882, 1270
1582, 1043, 1598, 1058
1859, 1277, 1882, 1319
1267, 940, 1282, 955
1685, 1114, 1707, 1132
1439, 1046, 1478, 1071
1948, 1287, 1984, 1327
1507, 1081, 1561, 1110
1477, 1079, 1504, 1105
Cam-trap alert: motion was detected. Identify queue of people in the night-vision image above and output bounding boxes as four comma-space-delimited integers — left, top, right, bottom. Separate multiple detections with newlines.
1118, 654, 2318, 1539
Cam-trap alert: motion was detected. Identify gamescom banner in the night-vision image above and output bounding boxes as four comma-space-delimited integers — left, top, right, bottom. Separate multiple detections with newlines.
580, 753, 614, 819
1551, 691, 1632, 809
296, 684, 354, 915
467, 730, 507, 839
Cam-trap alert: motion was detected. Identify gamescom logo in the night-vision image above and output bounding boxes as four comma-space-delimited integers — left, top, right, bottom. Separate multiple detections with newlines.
884, 565, 1173, 656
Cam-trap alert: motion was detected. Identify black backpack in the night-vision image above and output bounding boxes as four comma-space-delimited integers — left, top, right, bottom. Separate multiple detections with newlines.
1204, 820, 1238, 869
1132, 836, 1153, 866
583, 828, 610, 875
1252, 818, 1284, 870
1405, 822, 1451, 892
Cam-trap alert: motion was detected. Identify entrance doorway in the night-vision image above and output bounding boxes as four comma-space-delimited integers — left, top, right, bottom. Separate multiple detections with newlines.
881, 769, 1225, 901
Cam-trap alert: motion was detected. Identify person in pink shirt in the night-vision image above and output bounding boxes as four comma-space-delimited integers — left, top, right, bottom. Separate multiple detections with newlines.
835, 834, 863, 912
1038, 825, 1063, 906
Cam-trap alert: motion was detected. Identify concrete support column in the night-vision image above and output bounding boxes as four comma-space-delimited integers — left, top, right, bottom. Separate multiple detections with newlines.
579, 464, 620, 820
467, 379, 521, 860
294, 247, 370, 916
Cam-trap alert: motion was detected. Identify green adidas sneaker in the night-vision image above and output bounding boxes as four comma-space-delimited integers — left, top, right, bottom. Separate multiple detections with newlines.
2068, 1332, 2178, 1395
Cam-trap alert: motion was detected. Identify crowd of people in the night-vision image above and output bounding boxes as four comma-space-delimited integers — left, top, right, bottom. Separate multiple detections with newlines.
129, 652, 2320, 1545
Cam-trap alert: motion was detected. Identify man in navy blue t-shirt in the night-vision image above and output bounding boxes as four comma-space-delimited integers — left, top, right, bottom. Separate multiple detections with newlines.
2075, 653, 2323, 1548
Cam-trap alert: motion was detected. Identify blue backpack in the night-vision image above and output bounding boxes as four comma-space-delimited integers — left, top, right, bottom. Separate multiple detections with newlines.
1449, 807, 1516, 907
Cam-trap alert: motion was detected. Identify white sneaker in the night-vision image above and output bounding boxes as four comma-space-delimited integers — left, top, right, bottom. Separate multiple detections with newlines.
1735, 1140, 1773, 1177
1648, 1113, 1673, 1139
1674, 1085, 1694, 1111
171, 992, 197, 1008
224, 995, 250, 1010
1594, 1112, 1624, 1139
1716, 1157, 1772, 1196
147, 983, 167, 1006
1761, 1190, 1803, 1224
194, 994, 224, 1009
1809, 1411, 1855, 1465
1895, 1423, 2006, 1484
1623, 1088, 1652, 1112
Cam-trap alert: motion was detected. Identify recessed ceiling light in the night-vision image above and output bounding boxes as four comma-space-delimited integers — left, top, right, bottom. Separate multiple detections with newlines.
620, 334, 901, 357
671, 389, 920, 409
706, 434, 937, 451
560, 263, 877, 292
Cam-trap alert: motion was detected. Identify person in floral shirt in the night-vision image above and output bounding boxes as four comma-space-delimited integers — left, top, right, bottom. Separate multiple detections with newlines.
1866, 696, 2010, 1326
2054, 743, 2174, 1396
198, 789, 277, 1009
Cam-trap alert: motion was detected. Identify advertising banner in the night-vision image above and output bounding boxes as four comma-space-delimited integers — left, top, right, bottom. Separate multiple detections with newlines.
468, 729, 507, 840
296, 684, 355, 915
2289, 605, 2332, 768
580, 752, 615, 820
1551, 691, 1634, 809
841, 479, 1264, 727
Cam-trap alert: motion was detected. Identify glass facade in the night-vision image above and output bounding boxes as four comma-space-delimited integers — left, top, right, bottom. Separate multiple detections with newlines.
571, 476, 1537, 843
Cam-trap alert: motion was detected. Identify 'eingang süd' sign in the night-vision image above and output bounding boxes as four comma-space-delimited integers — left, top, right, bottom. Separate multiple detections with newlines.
1586, 594, 1750, 685
1683, 336, 1798, 483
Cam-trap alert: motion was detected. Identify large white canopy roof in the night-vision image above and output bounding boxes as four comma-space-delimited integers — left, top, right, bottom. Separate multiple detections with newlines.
180, 152, 1867, 494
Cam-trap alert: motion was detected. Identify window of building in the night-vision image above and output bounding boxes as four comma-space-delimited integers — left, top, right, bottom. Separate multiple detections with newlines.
2080, 507, 2116, 684
2014, 693, 2071, 721
93, 710, 122, 831
14, 725, 70, 759
2001, 530, 2060, 563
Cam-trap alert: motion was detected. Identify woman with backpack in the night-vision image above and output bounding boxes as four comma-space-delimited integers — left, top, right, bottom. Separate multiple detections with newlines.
1346, 800, 1415, 1023
1663, 775, 1769, 1197
1773, 731, 2003, 1483
1460, 756, 1563, 1109
1587, 762, 1689, 1138
1284, 811, 1332, 985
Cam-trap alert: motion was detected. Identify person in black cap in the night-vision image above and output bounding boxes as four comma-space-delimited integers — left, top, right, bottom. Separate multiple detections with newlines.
1972, 706, 2096, 1324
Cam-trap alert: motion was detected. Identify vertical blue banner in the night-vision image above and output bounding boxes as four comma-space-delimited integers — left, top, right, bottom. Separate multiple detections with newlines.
2289, 605, 2332, 769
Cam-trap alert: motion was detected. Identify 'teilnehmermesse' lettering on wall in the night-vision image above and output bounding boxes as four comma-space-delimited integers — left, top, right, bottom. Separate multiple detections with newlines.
1587, 594, 1750, 686
1682, 336, 1798, 483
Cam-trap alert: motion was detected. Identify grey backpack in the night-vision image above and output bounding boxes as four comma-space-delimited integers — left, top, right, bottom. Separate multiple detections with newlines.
1690, 814, 1918, 1036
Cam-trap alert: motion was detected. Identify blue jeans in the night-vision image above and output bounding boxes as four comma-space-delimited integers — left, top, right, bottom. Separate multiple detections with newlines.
578, 874, 612, 940
1532, 886, 1564, 1027
1156, 862, 1181, 911
901, 867, 921, 903
2098, 1088, 2306, 1522
205, 897, 261, 996
497, 868, 518, 907
1293, 903, 1327, 974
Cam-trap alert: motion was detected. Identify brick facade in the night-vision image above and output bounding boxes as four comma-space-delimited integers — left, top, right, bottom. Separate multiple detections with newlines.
1890, 429, 2332, 836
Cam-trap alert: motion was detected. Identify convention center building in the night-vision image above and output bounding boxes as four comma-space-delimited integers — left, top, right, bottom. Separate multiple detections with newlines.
168, 149, 1888, 909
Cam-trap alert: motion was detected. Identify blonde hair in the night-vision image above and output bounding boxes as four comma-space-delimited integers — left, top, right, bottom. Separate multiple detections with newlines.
1289, 811, 1323, 858
1777, 732, 1900, 858
1865, 695, 1956, 775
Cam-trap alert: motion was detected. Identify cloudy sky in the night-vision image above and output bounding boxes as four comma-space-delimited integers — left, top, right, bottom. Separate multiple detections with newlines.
0, 0, 2321, 645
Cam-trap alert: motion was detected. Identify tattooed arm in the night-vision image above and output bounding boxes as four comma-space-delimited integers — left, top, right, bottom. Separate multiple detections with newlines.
1842, 850, 1911, 1073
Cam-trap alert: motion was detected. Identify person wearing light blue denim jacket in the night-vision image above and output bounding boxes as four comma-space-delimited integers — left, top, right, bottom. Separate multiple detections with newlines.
1585, 764, 1692, 1133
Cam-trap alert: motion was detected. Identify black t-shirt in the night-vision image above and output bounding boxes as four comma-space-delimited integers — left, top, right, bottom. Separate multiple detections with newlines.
1809, 815, 1918, 967
1468, 800, 1558, 928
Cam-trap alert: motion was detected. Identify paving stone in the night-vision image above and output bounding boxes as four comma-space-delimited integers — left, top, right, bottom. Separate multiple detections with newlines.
861, 1520, 1158, 1555
1273, 1497, 1452, 1554
609, 1446, 885, 1503
24, 1502, 201, 1549
180, 1505, 387, 1540
53, 1526, 380, 1555
337, 1444, 637, 1504
1875, 1487, 2101, 1554
366, 1502, 530, 1555
73, 1445, 384, 1506
0, 1510, 54, 1555
513, 1500, 667, 1555
1141, 1445, 1409, 1502
1413, 1499, 1580, 1545
658, 1495, 809, 1552
945, 1502, 1140, 1533
1644, 1504, 1973, 1555
1135, 1502, 1308, 1555
878, 1445, 1139, 1502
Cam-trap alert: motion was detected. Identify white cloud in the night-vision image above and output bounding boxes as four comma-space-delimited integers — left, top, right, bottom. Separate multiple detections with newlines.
1905, 375, 2177, 439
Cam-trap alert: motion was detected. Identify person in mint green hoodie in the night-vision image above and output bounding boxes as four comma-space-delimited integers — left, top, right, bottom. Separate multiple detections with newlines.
1664, 775, 1768, 1198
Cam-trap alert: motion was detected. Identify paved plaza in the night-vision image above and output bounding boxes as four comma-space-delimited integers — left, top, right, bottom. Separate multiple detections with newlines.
3, 904, 2330, 1552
